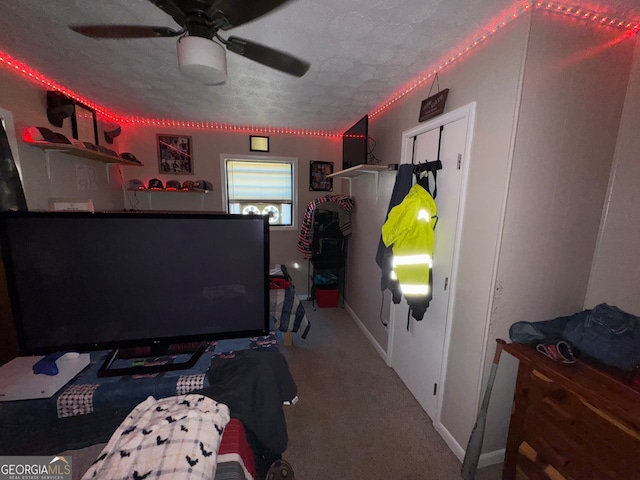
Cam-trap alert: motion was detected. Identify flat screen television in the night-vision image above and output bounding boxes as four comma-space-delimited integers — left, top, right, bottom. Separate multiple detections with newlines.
342, 115, 368, 169
0, 211, 270, 375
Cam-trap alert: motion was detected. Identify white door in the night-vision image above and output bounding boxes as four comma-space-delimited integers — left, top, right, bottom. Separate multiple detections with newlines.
389, 107, 472, 421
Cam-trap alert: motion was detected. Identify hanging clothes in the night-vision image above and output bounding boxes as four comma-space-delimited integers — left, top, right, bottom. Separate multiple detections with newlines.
297, 194, 354, 259
381, 182, 437, 320
375, 164, 414, 302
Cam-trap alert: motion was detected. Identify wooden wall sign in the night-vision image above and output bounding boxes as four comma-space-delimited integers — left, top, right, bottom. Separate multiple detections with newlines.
419, 88, 449, 123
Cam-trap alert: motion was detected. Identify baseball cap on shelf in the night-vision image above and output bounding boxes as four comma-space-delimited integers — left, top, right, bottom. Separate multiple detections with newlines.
46, 91, 74, 128
165, 180, 181, 190
23, 126, 71, 144
192, 180, 213, 191
128, 179, 145, 190
148, 178, 164, 189
97, 146, 118, 157
103, 121, 121, 144
120, 152, 140, 164
181, 180, 195, 190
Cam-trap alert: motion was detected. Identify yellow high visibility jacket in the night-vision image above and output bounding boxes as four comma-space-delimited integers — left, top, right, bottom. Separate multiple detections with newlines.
381, 183, 437, 320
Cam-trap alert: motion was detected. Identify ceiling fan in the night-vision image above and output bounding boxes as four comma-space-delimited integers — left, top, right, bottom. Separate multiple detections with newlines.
70, 0, 310, 85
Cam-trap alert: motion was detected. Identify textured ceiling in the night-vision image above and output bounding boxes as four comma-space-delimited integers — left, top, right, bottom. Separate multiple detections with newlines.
0, 0, 638, 133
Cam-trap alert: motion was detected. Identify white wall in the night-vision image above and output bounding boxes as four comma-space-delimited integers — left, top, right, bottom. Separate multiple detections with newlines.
344, 15, 530, 454
485, 11, 635, 453
586, 34, 640, 314
343, 9, 638, 460
118, 125, 342, 289
346, 18, 530, 357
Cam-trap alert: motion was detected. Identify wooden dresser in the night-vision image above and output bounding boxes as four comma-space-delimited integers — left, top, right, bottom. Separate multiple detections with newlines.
502, 342, 640, 480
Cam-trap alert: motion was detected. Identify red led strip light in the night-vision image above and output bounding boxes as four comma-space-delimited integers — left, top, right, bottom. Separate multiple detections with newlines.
0, 2, 637, 135
369, 2, 639, 121
0, 51, 340, 138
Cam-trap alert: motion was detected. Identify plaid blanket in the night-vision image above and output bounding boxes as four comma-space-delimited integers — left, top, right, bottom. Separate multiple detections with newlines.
56, 334, 279, 420
81, 394, 229, 480
270, 264, 311, 339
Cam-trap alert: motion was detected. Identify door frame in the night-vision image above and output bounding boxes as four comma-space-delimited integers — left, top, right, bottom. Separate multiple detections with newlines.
386, 102, 476, 425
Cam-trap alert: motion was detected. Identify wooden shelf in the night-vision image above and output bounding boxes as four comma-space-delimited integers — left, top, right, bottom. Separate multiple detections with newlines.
25, 140, 143, 167
127, 188, 210, 194
328, 163, 398, 196
327, 163, 397, 179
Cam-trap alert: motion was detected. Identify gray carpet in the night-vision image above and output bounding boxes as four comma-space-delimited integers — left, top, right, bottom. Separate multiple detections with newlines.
61, 302, 503, 479
279, 301, 503, 480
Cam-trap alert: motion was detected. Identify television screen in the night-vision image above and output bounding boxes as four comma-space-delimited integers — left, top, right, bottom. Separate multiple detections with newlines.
0, 211, 270, 356
342, 115, 368, 169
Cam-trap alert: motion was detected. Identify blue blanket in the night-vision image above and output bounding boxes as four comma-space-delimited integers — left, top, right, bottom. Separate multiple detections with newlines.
0, 332, 279, 455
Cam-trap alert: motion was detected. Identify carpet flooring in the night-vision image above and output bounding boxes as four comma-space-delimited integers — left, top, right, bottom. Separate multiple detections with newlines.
278, 301, 503, 480
61, 301, 504, 479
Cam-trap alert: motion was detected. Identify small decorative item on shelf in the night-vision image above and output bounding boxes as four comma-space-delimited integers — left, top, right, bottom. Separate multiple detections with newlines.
165, 179, 182, 190
120, 152, 141, 164
102, 120, 121, 144
72, 102, 99, 145
128, 179, 145, 190
23, 126, 71, 144
97, 145, 118, 157
192, 179, 212, 191
148, 178, 164, 190
46, 91, 74, 128
157, 134, 193, 174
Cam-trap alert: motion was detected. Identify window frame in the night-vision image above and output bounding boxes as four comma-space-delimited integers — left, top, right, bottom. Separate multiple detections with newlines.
220, 154, 298, 231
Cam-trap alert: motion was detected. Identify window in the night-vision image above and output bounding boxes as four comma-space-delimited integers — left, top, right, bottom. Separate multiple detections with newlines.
222, 156, 296, 227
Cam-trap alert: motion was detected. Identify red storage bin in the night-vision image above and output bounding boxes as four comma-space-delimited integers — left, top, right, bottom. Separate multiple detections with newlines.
316, 286, 339, 308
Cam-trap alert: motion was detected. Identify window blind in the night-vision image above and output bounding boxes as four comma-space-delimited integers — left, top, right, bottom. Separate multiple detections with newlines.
226, 160, 293, 202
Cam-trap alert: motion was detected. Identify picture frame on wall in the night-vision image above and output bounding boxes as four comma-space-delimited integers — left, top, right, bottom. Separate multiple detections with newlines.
157, 134, 193, 174
71, 102, 99, 145
310, 161, 334, 191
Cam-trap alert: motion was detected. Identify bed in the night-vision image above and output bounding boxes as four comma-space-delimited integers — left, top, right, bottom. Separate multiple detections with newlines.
0, 331, 287, 476
0, 281, 309, 480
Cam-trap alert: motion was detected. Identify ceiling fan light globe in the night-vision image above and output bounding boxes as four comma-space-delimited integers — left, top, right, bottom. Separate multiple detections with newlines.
177, 36, 227, 85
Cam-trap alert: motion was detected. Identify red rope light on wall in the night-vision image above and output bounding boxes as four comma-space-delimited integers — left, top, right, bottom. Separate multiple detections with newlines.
0, 51, 120, 122
0, 1, 637, 134
369, 2, 639, 121
0, 51, 341, 138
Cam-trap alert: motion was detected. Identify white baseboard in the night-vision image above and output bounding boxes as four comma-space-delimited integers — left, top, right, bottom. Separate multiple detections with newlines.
435, 421, 466, 461
344, 302, 388, 363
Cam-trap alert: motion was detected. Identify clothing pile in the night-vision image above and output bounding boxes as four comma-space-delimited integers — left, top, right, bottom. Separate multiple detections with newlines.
509, 303, 640, 371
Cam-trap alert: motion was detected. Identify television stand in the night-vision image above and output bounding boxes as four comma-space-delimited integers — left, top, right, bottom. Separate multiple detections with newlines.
97, 341, 208, 377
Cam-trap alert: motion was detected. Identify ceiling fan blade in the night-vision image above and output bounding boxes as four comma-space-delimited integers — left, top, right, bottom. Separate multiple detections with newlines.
70, 25, 182, 38
212, 0, 293, 30
226, 37, 309, 77
148, 0, 187, 27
